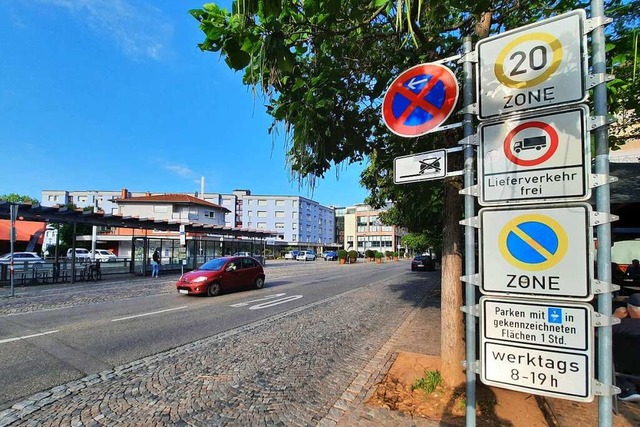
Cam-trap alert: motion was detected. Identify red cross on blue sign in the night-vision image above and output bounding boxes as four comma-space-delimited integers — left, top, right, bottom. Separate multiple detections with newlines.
382, 63, 459, 137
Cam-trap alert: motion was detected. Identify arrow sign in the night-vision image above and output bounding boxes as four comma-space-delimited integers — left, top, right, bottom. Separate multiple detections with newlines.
382, 63, 459, 137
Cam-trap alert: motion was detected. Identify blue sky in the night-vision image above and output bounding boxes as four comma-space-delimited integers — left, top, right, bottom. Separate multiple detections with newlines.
0, 0, 368, 207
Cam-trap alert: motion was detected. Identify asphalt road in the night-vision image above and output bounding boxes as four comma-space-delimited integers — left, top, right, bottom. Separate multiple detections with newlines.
0, 260, 413, 410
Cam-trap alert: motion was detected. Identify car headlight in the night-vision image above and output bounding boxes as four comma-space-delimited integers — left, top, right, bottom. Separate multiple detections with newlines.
192, 276, 208, 283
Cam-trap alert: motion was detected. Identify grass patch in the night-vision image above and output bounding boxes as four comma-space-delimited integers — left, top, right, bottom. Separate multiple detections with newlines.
411, 370, 442, 394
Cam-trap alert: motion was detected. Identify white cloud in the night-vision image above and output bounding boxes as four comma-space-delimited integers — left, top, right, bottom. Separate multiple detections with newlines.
163, 163, 195, 179
35, 0, 172, 60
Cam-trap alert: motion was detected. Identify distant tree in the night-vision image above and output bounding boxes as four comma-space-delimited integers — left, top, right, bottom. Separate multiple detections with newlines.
0, 194, 38, 204
401, 233, 431, 254
58, 204, 92, 247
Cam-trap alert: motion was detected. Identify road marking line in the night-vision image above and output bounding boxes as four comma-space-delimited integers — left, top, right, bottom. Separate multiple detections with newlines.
111, 306, 188, 322
229, 293, 287, 307
0, 330, 59, 344
249, 295, 303, 310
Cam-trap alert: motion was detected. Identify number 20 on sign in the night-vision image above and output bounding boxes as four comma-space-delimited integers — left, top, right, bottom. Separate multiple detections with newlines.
476, 9, 587, 119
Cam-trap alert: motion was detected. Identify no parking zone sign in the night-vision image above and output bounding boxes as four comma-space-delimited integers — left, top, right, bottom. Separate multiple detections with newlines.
382, 63, 459, 137
476, 9, 587, 119
478, 106, 591, 205
479, 203, 593, 300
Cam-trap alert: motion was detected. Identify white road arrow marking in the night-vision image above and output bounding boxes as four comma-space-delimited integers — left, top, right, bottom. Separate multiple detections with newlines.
229, 293, 287, 308
249, 295, 303, 310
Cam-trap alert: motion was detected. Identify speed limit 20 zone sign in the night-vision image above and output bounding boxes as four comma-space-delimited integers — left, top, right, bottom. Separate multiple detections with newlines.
476, 9, 587, 120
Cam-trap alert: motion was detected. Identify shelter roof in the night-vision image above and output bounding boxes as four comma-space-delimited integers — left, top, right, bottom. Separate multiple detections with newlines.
0, 202, 277, 239
115, 194, 230, 213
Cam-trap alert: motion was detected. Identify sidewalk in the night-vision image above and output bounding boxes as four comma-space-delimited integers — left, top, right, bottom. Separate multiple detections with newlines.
327, 282, 640, 426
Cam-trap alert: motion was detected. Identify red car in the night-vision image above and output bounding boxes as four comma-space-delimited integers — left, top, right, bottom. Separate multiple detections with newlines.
176, 256, 265, 297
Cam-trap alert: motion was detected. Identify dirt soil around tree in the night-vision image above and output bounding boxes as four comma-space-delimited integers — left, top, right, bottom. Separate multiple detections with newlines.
365, 283, 640, 426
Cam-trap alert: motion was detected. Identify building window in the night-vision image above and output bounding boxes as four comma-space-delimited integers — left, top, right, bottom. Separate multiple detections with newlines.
275, 200, 285, 206
357, 225, 366, 232
48, 195, 54, 201
247, 210, 253, 217
292, 200, 298, 208
370, 226, 379, 232
257, 222, 267, 229
275, 211, 285, 218
292, 234, 297, 241
204, 210, 216, 218
292, 223, 298, 230
292, 211, 298, 219
248, 222, 253, 227
258, 200, 267, 206
257, 211, 267, 218
275, 222, 285, 229
78, 196, 87, 203
382, 225, 393, 232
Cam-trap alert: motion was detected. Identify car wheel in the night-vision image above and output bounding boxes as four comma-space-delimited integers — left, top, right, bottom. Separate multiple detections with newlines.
255, 277, 265, 289
207, 282, 221, 297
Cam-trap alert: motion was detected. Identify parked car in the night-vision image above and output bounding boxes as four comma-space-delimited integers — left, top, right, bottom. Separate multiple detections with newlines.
297, 250, 317, 261
176, 256, 265, 297
284, 250, 299, 260
0, 252, 44, 266
322, 251, 338, 261
411, 255, 435, 271
67, 248, 91, 262
89, 249, 117, 262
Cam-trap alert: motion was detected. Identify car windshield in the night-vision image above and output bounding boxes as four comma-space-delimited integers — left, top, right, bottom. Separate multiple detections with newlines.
199, 258, 227, 271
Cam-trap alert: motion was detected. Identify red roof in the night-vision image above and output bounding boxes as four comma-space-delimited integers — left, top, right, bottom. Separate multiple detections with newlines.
0, 220, 47, 243
115, 194, 230, 212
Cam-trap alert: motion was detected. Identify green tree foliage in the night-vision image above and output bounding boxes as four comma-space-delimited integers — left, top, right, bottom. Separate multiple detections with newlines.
401, 233, 432, 253
0, 194, 39, 204
192, 0, 639, 386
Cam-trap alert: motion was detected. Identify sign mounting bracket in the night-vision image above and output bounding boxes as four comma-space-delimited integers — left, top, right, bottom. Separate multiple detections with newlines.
589, 174, 618, 189
462, 360, 481, 375
584, 16, 613, 34
588, 115, 617, 130
459, 216, 479, 228
591, 279, 621, 295
587, 73, 615, 89
589, 211, 619, 226
461, 273, 481, 285
458, 103, 478, 115
458, 133, 479, 146
593, 381, 620, 397
592, 311, 621, 327
460, 304, 480, 317
459, 185, 479, 197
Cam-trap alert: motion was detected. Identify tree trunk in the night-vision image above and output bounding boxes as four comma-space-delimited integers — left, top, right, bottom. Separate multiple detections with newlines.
439, 175, 465, 387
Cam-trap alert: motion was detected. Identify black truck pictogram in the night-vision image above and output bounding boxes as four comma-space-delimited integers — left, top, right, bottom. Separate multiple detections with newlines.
513, 136, 547, 153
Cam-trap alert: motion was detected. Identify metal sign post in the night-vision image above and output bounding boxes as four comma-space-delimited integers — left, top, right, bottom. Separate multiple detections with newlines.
9, 204, 18, 297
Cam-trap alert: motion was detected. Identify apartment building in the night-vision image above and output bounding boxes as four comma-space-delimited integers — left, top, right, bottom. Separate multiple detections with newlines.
242, 194, 334, 246
41, 188, 336, 249
335, 203, 405, 253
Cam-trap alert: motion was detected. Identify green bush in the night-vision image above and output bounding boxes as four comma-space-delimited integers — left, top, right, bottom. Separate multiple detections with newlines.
364, 249, 374, 258
393, 251, 399, 257
337, 249, 348, 260
374, 251, 383, 259
385, 250, 393, 258
411, 370, 442, 394
348, 250, 358, 261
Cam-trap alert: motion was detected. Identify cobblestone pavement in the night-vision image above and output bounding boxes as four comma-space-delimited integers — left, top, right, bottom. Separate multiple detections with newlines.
0, 259, 375, 316
0, 262, 442, 426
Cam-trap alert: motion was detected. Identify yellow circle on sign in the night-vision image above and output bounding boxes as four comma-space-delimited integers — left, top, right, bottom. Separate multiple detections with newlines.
494, 32, 563, 89
498, 214, 568, 271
